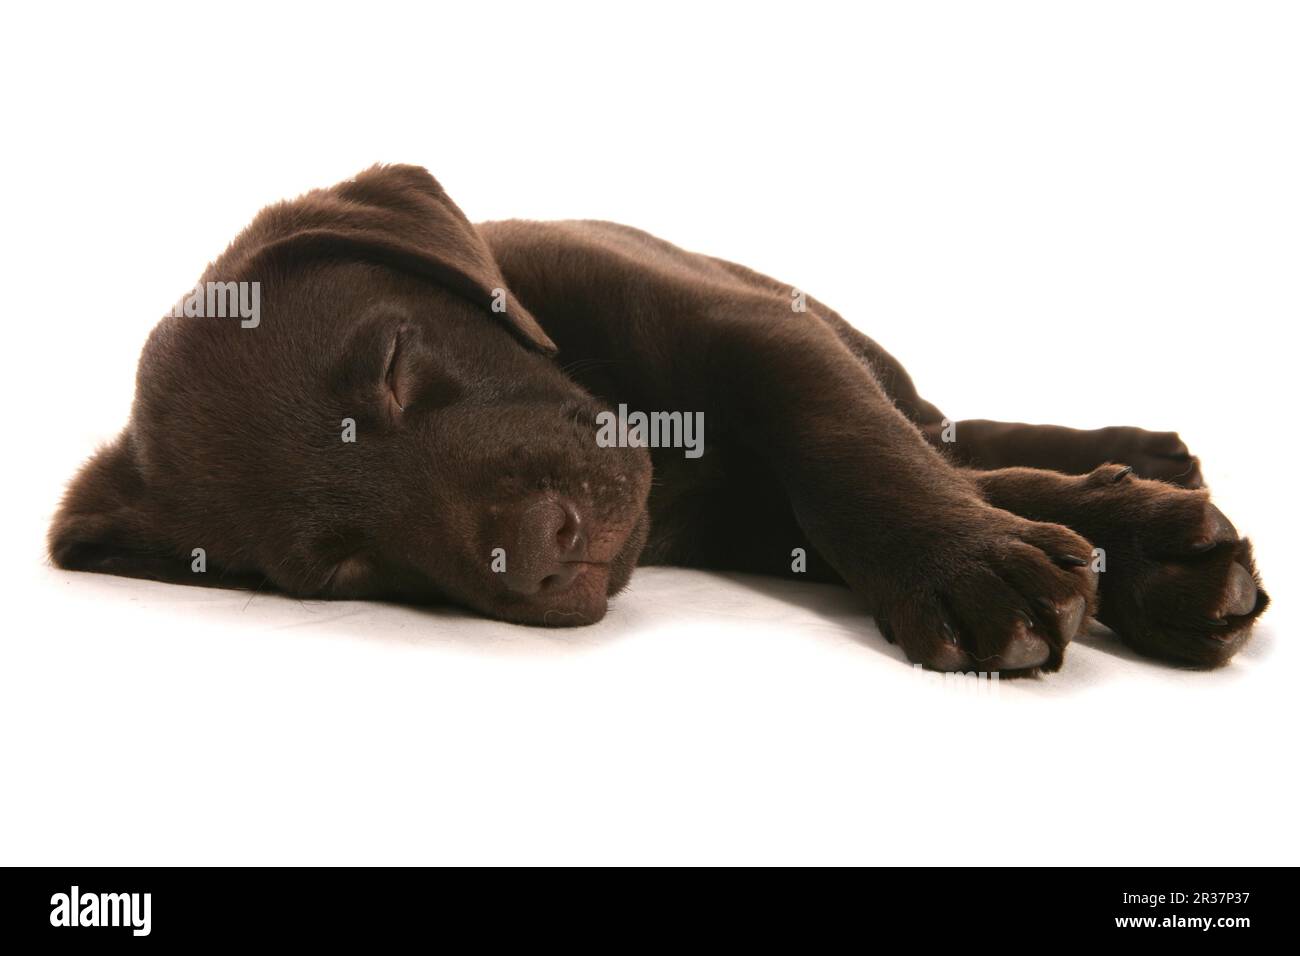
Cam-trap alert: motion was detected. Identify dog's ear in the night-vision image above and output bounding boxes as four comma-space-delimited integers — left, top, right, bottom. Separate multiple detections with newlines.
50, 435, 156, 573
48, 435, 259, 587
230, 163, 557, 355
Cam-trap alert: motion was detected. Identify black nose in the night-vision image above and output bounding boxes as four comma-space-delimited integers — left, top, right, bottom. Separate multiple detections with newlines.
499, 496, 587, 595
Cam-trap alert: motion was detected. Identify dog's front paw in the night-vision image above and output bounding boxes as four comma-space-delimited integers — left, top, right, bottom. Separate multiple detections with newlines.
1082, 464, 1268, 666
875, 510, 1098, 675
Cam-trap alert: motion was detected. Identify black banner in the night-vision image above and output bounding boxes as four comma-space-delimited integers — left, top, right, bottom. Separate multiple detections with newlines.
0, 866, 1288, 944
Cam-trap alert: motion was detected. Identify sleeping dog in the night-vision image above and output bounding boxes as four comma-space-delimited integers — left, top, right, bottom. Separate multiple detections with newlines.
49, 165, 1269, 674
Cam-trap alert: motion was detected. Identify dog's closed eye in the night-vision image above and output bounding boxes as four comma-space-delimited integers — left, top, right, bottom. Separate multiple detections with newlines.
383, 327, 411, 412
383, 323, 462, 417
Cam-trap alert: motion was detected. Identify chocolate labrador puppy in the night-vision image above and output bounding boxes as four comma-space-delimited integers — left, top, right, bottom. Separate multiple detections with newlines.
50, 165, 1268, 673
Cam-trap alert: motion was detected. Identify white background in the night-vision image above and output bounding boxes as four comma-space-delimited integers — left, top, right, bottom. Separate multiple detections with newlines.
2, 1, 1296, 864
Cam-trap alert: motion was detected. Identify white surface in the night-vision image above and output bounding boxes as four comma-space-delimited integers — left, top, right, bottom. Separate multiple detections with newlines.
2, 1, 1296, 865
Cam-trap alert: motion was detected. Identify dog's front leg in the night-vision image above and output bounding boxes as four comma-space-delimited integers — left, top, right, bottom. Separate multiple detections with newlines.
705, 320, 1098, 673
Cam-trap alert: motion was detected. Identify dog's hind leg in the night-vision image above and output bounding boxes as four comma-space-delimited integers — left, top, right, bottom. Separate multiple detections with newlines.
812, 312, 1206, 488
967, 464, 1267, 666
924, 420, 1206, 488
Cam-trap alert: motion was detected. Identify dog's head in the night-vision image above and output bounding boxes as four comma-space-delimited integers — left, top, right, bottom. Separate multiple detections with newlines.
50, 165, 652, 625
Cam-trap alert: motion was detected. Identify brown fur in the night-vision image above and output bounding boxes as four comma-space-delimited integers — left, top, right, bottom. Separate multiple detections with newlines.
49, 165, 1269, 672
